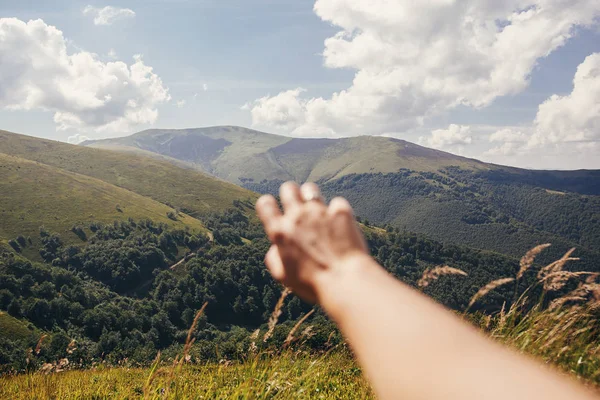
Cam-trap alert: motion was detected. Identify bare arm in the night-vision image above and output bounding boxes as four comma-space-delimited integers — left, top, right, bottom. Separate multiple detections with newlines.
256, 182, 597, 400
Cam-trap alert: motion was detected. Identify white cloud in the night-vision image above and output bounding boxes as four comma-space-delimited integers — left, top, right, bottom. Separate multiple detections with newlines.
203, 83, 209, 91
484, 53, 600, 162
245, 88, 309, 131
0, 18, 170, 133
246, 0, 600, 138
176, 100, 186, 108
419, 124, 473, 154
83, 6, 136, 26
529, 52, 600, 146
107, 48, 118, 59
489, 128, 529, 143
67, 134, 91, 144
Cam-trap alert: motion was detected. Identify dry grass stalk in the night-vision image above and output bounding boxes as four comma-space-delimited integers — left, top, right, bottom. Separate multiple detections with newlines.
498, 302, 507, 330
541, 271, 596, 292
263, 288, 291, 342
517, 243, 551, 279
180, 302, 208, 367
585, 273, 599, 284
469, 278, 515, 309
35, 334, 48, 355
248, 329, 260, 354
537, 248, 578, 279
418, 266, 467, 288
284, 309, 315, 347
549, 296, 587, 311
301, 325, 315, 340
66, 339, 77, 355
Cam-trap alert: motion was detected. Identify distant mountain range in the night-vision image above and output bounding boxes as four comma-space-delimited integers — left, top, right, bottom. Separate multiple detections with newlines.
84, 126, 600, 263
83, 126, 490, 184
1, 126, 598, 268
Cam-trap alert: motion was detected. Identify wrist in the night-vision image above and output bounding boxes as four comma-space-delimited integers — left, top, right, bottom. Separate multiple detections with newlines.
314, 252, 378, 319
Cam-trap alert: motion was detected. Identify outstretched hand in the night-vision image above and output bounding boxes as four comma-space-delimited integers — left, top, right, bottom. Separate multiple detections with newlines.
255, 182, 368, 303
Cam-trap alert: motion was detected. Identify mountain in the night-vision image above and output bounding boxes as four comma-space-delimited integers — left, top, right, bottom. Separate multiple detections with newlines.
0, 127, 597, 374
0, 152, 206, 258
0, 129, 260, 262
84, 126, 600, 262
84, 126, 489, 184
0, 130, 257, 219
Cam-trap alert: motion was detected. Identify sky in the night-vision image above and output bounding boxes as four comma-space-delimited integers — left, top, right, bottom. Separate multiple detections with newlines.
0, 0, 599, 170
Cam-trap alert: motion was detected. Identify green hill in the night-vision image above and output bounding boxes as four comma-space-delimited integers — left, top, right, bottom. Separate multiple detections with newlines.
84, 126, 489, 184
84, 126, 600, 259
0, 130, 258, 222
0, 153, 206, 259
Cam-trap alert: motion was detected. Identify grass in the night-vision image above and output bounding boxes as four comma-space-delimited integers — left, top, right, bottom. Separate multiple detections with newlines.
0, 153, 206, 258
0, 312, 39, 342
0, 243, 598, 399
0, 130, 258, 220
0, 352, 371, 399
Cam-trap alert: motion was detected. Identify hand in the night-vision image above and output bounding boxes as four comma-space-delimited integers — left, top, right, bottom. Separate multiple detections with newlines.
256, 182, 369, 303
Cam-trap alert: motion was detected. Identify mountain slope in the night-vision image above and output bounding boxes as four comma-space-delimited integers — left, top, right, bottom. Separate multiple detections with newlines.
83, 126, 600, 260
85, 126, 489, 184
0, 130, 257, 221
0, 153, 206, 260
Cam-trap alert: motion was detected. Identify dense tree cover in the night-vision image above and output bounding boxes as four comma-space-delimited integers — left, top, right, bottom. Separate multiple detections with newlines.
315, 170, 600, 267
244, 170, 600, 264
0, 205, 536, 374
7, 193, 590, 376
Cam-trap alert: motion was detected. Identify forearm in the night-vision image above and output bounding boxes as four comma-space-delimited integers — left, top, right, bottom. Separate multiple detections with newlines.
317, 254, 596, 400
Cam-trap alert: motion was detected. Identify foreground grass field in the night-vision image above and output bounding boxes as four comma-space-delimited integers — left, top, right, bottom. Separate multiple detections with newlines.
1, 246, 598, 399
0, 352, 372, 399
1, 303, 598, 399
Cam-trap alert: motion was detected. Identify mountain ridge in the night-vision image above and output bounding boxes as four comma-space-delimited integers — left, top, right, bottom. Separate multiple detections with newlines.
84, 125, 492, 185
81, 126, 600, 261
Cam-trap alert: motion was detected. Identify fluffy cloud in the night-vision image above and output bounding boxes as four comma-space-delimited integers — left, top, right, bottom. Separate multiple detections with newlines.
247, 0, 600, 137
83, 6, 136, 26
529, 53, 600, 146
419, 125, 473, 154
485, 53, 600, 161
0, 18, 170, 132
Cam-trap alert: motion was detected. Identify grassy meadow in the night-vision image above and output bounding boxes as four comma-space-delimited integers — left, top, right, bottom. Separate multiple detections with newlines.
0, 130, 257, 219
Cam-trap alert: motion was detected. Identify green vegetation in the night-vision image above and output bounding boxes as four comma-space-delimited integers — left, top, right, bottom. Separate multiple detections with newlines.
1, 243, 598, 399
0, 130, 257, 221
2, 200, 593, 379
0, 153, 205, 260
82, 126, 600, 259
1, 127, 599, 398
85, 126, 488, 184
316, 169, 600, 261
0, 352, 372, 399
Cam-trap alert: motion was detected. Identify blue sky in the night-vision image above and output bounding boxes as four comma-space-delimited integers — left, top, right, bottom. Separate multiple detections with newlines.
1, 1, 599, 169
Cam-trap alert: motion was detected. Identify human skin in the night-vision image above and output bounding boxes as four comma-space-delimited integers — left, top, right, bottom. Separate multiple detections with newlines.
255, 181, 598, 400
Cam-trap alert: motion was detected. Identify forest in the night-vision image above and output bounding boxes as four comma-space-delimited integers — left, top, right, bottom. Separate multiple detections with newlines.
0, 201, 543, 374
245, 168, 600, 267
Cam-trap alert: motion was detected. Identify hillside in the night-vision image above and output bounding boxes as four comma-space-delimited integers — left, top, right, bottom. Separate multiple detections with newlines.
0, 153, 209, 260
84, 126, 489, 184
84, 126, 600, 260
0, 130, 258, 221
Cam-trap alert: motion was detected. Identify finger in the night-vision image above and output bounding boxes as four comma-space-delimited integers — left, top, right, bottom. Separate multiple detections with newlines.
280, 181, 303, 212
328, 197, 368, 252
265, 245, 286, 282
327, 197, 354, 217
256, 195, 282, 235
300, 182, 324, 203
